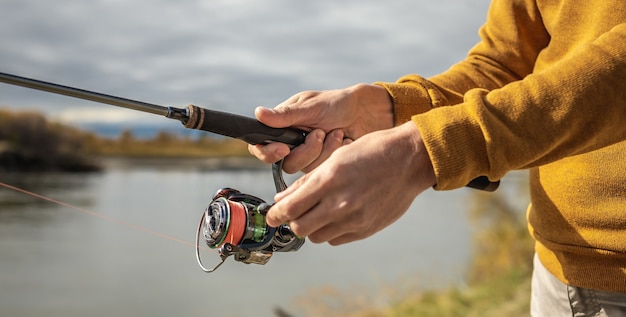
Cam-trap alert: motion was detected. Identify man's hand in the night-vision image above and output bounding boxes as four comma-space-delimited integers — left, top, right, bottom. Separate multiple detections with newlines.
266, 121, 436, 245
248, 83, 393, 173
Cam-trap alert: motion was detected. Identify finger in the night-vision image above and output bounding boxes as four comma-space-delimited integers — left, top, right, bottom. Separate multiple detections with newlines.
286, 198, 336, 239
267, 173, 322, 227
301, 212, 351, 244
247, 143, 290, 164
327, 232, 369, 246
282, 129, 325, 174
307, 220, 371, 245
266, 181, 307, 227
256, 90, 322, 127
255, 103, 311, 129
305, 220, 358, 245
286, 183, 361, 241
301, 129, 345, 173
266, 194, 318, 228
254, 106, 286, 128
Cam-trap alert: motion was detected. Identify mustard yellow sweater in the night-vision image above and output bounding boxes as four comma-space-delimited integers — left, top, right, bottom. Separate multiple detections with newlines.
377, 1, 626, 292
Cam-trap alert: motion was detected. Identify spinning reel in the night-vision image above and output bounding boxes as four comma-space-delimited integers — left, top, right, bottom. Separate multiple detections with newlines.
195, 161, 305, 272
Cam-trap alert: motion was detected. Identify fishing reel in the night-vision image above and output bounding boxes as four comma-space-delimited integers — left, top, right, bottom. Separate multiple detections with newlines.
195, 161, 305, 272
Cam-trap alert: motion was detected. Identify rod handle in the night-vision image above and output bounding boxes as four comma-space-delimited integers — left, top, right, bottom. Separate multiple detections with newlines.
183, 105, 306, 148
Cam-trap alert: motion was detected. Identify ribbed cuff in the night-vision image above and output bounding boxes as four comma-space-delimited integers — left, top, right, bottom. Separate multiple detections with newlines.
374, 74, 448, 126
411, 99, 490, 190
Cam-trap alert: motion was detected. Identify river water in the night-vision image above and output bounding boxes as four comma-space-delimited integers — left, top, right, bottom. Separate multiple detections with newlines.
0, 159, 528, 317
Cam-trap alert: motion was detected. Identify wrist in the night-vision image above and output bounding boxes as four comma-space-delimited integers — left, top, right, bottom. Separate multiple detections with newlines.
398, 121, 436, 189
349, 83, 394, 131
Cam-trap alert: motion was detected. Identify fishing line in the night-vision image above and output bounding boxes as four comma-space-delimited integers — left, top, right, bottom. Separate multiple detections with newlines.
0, 180, 211, 251
228, 199, 248, 245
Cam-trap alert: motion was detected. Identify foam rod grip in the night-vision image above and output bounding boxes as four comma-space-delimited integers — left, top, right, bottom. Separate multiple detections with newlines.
184, 105, 306, 147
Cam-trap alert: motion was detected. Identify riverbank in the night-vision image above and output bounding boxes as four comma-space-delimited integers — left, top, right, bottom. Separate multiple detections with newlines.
0, 142, 101, 173
0, 108, 255, 173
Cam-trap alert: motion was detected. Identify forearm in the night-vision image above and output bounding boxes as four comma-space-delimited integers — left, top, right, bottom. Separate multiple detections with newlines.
375, 0, 549, 125
429, 0, 549, 100
415, 23, 626, 189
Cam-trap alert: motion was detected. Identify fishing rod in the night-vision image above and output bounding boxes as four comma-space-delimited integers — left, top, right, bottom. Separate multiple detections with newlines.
0, 71, 500, 272
0, 72, 306, 148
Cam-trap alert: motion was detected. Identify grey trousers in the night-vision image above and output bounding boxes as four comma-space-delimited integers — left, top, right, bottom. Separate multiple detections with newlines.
531, 254, 626, 317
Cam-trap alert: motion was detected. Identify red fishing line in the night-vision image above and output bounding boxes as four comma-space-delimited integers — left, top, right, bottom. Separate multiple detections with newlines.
223, 200, 247, 246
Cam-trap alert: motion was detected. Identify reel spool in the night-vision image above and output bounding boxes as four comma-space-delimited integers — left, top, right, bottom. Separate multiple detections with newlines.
195, 161, 305, 272
203, 189, 268, 250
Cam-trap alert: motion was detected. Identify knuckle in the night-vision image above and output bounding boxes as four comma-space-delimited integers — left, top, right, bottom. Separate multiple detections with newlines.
267, 203, 292, 225
265, 212, 283, 227
282, 160, 300, 174
336, 199, 369, 231
288, 221, 306, 238
297, 90, 319, 100
351, 213, 369, 230
276, 199, 301, 221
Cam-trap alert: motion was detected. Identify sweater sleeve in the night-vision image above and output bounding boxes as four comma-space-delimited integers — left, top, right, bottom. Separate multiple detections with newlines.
416, 22, 626, 189
375, 0, 626, 190
375, 0, 550, 125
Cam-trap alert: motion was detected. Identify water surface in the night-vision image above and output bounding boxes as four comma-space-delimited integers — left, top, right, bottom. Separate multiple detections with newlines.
0, 161, 527, 316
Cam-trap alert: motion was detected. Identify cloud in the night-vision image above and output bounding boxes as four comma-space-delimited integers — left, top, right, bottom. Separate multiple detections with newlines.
0, 0, 491, 124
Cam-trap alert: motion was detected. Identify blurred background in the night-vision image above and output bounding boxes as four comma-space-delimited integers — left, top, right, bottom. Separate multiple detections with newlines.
0, 1, 535, 316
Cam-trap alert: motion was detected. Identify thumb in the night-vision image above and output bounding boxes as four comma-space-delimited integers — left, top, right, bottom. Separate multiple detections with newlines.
255, 105, 310, 129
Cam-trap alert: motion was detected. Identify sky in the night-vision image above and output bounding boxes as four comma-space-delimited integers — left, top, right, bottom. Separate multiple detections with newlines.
0, 0, 492, 127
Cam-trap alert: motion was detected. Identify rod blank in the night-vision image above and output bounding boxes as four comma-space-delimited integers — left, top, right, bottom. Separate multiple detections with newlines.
0, 72, 169, 116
